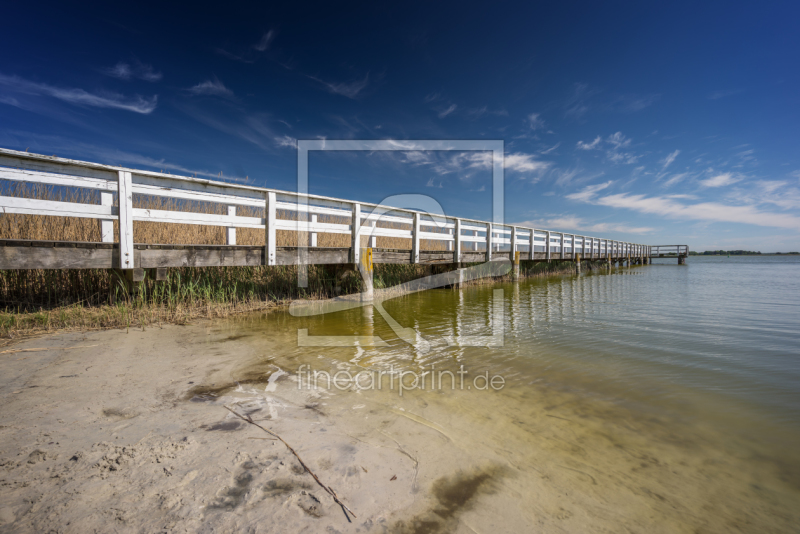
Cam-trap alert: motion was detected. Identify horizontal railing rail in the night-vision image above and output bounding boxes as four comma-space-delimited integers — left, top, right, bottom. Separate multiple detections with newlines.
649, 245, 688, 256
0, 147, 653, 269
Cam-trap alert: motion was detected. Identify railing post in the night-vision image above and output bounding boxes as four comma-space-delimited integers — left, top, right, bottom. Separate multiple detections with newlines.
411, 211, 420, 264
226, 205, 236, 245
117, 171, 134, 269
447, 225, 453, 252
454, 218, 462, 264
310, 213, 318, 247
485, 222, 492, 261
352, 203, 362, 265
99, 191, 114, 243
472, 229, 478, 251
560, 233, 565, 260
530, 228, 535, 259
265, 192, 276, 266
546, 230, 551, 261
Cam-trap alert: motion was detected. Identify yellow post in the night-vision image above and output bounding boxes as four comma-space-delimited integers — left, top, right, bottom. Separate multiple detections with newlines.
359, 247, 373, 301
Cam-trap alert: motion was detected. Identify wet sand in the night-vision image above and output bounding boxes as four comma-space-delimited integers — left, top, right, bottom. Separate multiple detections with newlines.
1, 318, 798, 533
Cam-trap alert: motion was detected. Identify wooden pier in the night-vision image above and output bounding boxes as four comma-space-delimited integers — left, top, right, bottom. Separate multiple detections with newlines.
649, 245, 689, 264
0, 148, 674, 278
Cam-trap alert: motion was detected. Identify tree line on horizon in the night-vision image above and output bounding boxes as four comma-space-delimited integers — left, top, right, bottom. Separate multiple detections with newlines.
689, 250, 800, 255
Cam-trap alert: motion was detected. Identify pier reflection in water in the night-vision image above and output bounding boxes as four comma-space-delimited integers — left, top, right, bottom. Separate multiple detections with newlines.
222, 256, 800, 532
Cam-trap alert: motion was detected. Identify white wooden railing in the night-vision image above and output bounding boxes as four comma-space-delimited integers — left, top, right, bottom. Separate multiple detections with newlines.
650, 245, 688, 256
0, 148, 652, 269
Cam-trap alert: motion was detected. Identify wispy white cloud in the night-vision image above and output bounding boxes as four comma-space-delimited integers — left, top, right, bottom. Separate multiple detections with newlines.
606, 131, 631, 149
188, 77, 234, 97
390, 149, 551, 181
728, 181, 800, 210
564, 82, 595, 120
504, 153, 552, 174
612, 93, 660, 113
176, 101, 279, 152
553, 168, 579, 187
527, 113, 545, 130
438, 103, 457, 118
0, 73, 157, 114
253, 30, 275, 51
709, 88, 744, 100
540, 142, 560, 155
605, 132, 638, 164
661, 149, 680, 170
309, 73, 369, 99
274, 135, 296, 148
699, 172, 740, 188
566, 180, 614, 202
576, 136, 601, 150
569, 183, 800, 230
515, 215, 655, 235
663, 172, 689, 188
104, 61, 162, 82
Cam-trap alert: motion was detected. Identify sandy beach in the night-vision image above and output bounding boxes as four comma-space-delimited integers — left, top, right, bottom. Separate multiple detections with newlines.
1, 323, 524, 533
1, 301, 798, 533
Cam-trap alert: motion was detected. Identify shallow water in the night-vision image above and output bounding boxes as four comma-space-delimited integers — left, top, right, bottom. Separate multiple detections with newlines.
220, 256, 800, 532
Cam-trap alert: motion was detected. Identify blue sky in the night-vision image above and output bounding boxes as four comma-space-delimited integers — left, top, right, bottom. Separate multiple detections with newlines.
1, 1, 799, 251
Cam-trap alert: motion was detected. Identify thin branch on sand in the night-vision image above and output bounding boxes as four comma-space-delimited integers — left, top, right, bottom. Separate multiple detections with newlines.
224, 405, 355, 522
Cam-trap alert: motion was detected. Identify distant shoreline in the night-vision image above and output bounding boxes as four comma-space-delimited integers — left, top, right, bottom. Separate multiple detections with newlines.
689, 252, 800, 256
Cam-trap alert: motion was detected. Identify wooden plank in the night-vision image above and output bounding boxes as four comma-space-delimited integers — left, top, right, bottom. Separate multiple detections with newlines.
510, 226, 517, 257
418, 231, 454, 242
455, 219, 462, 264
368, 226, 412, 238
352, 203, 362, 264
265, 192, 276, 266
226, 206, 236, 245
486, 222, 492, 261
412, 212, 420, 264
0, 167, 117, 190
132, 182, 263, 208
546, 230, 551, 260
118, 171, 134, 269
132, 208, 264, 228
139, 248, 264, 268
0, 245, 116, 269
373, 251, 412, 264
0, 196, 115, 219
276, 248, 349, 265
460, 252, 486, 263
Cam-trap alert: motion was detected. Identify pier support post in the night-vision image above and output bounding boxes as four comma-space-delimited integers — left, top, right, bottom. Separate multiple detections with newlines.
513, 251, 520, 279
576, 252, 581, 272
678, 256, 686, 265
359, 247, 373, 301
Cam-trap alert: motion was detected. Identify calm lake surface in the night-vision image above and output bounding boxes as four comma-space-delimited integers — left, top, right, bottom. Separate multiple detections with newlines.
225, 255, 800, 532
